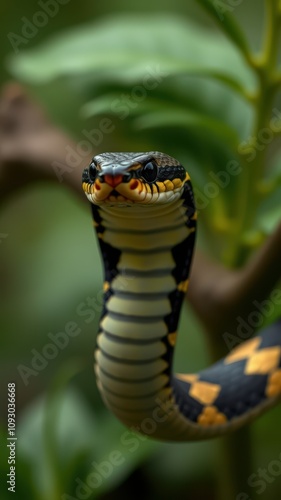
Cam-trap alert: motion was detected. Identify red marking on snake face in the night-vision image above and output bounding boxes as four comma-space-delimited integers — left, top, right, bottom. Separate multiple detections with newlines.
130, 179, 139, 190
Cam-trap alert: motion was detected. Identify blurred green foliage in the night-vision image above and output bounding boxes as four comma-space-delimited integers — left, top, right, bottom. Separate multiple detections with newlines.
1, 1, 281, 499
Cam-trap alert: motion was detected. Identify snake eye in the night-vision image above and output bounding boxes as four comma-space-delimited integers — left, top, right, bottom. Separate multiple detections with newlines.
89, 162, 98, 181
142, 160, 158, 183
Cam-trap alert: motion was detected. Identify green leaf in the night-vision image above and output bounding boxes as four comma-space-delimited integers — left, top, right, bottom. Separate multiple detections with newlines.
195, 0, 251, 60
81, 89, 239, 152
134, 108, 239, 149
80, 72, 249, 118
197, 69, 250, 97
81, 93, 182, 119
8, 13, 255, 95
17, 360, 89, 499
17, 375, 158, 499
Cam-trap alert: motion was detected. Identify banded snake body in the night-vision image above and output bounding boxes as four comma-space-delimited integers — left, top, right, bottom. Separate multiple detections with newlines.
82, 151, 281, 441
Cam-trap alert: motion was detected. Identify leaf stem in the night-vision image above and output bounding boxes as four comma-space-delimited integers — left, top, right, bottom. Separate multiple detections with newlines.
224, 0, 281, 267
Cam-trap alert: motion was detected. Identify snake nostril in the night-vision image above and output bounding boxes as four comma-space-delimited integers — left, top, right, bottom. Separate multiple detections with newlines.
104, 174, 123, 187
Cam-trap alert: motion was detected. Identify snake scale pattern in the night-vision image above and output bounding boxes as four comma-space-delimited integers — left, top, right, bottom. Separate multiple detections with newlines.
82, 151, 281, 441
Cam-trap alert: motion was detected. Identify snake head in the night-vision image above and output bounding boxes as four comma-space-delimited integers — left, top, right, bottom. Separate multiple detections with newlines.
82, 151, 189, 206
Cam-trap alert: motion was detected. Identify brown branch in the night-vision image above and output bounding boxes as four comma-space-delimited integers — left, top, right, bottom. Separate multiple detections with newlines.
188, 224, 281, 356
0, 83, 89, 205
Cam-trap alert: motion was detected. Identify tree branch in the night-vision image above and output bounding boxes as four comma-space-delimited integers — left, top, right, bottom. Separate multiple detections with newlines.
0, 83, 89, 205
188, 224, 281, 356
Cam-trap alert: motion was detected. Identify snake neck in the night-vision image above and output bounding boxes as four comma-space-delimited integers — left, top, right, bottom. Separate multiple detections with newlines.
92, 190, 197, 439
95, 196, 195, 346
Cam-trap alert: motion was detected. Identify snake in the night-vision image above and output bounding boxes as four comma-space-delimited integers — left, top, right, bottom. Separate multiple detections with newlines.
82, 151, 281, 441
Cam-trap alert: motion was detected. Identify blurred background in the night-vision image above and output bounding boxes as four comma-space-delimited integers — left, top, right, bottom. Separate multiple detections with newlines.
1, 1, 281, 499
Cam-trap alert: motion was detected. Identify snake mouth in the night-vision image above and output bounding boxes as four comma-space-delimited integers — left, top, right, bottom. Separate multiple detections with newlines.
109, 189, 119, 196
82, 177, 187, 206
82, 154, 190, 206
83, 176, 150, 204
